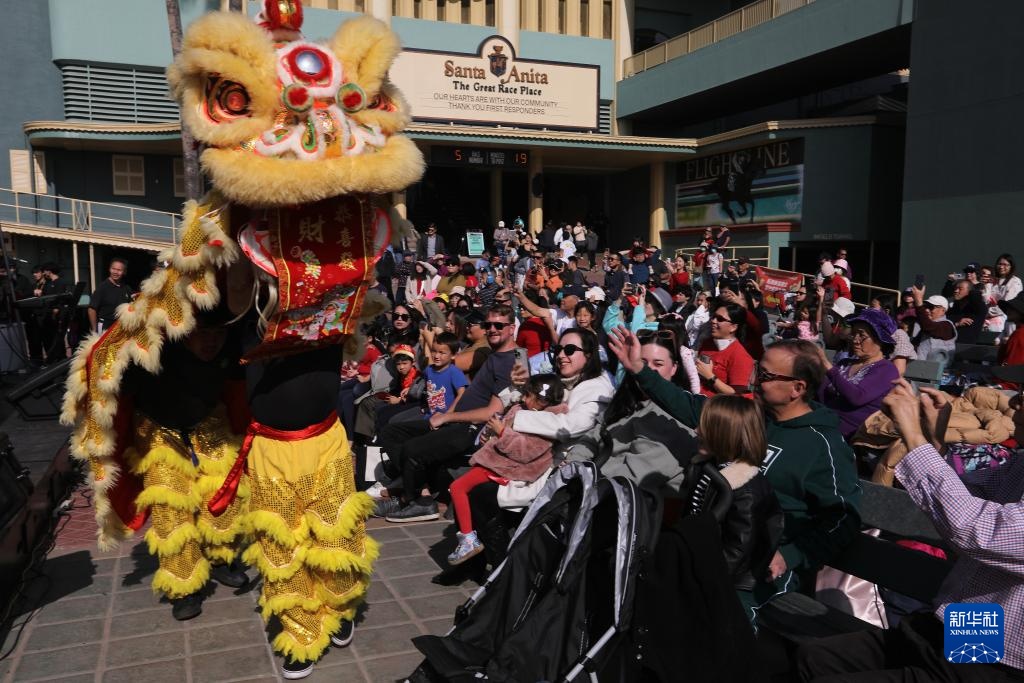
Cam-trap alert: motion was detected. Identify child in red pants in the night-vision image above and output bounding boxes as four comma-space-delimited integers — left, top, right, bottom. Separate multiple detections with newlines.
447, 374, 567, 565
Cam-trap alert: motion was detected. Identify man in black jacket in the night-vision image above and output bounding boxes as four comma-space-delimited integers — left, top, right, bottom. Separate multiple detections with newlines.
416, 223, 446, 261
945, 278, 987, 344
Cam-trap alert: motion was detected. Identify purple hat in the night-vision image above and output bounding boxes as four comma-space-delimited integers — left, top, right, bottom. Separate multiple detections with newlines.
847, 307, 897, 346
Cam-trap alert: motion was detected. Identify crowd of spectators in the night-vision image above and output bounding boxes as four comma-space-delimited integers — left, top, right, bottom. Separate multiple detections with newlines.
345, 224, 1024, 680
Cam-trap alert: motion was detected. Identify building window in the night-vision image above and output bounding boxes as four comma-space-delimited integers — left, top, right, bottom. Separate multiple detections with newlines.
112, 155, 145, 196
173, 158, 186, 198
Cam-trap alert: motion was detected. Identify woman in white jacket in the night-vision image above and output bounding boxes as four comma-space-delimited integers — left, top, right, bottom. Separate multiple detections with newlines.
405, 260, 440, 302
512, 328, 614, 442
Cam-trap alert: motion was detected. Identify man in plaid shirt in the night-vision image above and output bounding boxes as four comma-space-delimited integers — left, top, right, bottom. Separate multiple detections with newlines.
797, 374, 1024, 682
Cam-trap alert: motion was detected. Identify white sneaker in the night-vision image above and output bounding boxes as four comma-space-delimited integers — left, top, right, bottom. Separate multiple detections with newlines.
365, 481, 387, 500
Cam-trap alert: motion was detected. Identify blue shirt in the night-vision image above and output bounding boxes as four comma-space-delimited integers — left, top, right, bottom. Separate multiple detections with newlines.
424, 363, 469, 416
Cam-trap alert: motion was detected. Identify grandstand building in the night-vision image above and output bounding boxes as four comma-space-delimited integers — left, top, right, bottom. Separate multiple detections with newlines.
1, 0, 1020, 292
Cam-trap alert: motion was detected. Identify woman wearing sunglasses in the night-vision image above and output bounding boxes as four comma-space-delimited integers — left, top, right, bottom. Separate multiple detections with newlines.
512, 328, 614, 444
405, 260, 440, 303
388, 303, 421, 348
562, 327, 697, 498
694, 302, 755, 397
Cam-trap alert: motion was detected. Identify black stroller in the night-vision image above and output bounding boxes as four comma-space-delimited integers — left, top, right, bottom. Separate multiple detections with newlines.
407, 461, 659, 682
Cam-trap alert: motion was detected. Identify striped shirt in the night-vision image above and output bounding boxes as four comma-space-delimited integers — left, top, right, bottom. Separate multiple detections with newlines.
896, 444, 1024, 671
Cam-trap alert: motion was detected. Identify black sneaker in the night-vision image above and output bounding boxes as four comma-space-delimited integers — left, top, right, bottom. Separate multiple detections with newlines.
330, 619, 355, 647
385, 499, 439, 523
210, 561, 249, 589
171, 593, 203, 621
281, 658, 314, 680
372, 497, 402, 518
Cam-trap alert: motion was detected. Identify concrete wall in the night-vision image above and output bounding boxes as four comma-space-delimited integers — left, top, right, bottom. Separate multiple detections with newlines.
618, 0, 913, 118
0, 3, 63, 189
48, 0, 219, 68
899, 1, 1024, 287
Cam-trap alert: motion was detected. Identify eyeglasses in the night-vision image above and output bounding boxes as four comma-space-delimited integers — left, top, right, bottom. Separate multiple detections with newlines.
482, 321, 508, 331
550, 343, 583, 358
712, 315, 734, 324
755, 366, 800, 384
849, 329, 874, 341
392, 313, 411, 321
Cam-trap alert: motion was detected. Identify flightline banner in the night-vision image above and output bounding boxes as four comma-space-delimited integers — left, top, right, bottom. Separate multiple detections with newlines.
390, 36, 600, 132
675, 139, 804, 228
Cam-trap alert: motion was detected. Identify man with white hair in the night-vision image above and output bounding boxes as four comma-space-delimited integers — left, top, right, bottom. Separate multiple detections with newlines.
911, 286, 958, 363
493, 220, 512, 263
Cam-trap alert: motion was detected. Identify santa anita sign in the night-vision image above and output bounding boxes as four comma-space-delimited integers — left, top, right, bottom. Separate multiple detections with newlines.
390, 36, 600, 132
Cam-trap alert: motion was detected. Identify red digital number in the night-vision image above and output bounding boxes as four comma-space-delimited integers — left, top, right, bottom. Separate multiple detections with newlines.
454, 149, 463, 162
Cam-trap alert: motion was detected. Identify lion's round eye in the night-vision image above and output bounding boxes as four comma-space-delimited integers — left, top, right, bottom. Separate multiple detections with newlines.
204, 77, 251, 122
286, 46, 332, 84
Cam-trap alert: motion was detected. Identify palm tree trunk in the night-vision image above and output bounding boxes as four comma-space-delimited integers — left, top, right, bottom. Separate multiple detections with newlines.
165, 0, 202, 201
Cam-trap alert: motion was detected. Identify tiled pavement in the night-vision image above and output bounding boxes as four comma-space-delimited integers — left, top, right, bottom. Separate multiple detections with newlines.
0, 490, 471, 683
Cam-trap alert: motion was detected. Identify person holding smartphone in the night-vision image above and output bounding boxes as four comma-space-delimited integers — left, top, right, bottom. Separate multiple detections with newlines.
694, 302, 755, 396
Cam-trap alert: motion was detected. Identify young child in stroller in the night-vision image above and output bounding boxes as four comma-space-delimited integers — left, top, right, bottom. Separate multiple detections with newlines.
447, 374, 567, 565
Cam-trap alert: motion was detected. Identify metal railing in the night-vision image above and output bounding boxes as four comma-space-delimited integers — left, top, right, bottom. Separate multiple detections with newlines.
0, 187, 181, 246
623, 0, 816, 78
674, 245, 772, 266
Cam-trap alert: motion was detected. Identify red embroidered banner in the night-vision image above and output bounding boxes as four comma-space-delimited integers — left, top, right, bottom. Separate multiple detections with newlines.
243, 194, 389, 361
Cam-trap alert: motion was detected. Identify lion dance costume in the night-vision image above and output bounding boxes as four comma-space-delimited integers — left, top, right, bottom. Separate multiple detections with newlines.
61, 0, 424, 671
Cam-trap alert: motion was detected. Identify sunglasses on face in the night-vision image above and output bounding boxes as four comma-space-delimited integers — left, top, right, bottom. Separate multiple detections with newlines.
482, 321, 508, 331
550, 343, 583, 358
755, 366, 800, 384
712, 315, 733, 324
393, 313, 411, 321
636, 329, 677, 343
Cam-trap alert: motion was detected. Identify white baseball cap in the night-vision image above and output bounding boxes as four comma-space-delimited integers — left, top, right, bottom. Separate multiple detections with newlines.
585, 286, 606, 303
925, 295, 949, 309
498, 220, 505, 227
831, 297, 855, 318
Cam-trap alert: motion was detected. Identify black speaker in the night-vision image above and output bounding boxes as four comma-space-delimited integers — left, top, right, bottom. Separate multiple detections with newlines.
6, 357, 71, 421
531, 173, 544, 198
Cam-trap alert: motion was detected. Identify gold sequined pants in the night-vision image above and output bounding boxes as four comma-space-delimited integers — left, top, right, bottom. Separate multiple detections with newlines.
243, 419, 378, 663
130, 410, 247, 600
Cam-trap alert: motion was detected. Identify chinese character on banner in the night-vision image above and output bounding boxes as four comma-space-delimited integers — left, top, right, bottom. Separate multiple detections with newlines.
754, 266, 804, 310
944, 603, 1004, 665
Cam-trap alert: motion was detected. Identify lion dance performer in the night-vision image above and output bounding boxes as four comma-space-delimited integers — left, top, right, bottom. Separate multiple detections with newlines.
61, 2, 424, 678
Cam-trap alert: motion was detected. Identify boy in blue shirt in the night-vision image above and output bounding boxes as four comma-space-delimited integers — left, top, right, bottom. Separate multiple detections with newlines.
425, 332, 469, 418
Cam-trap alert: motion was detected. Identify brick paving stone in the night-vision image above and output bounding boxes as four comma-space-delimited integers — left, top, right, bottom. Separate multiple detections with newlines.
358, 600, 413, 629
12, 643, 99, 680
108, 607, 185, 639
376, 538, 422, 558
365, 579, 395, 603
188, 619, 268, 655
111, 586, 164, 614
374, 554, 440, 579
104, 631, 187, 668
365, 525, 410, 544
399, 521, 451, 538
386, 574, 462, 599
103, 659, 188, 683
22, 617, 105, 652
403, 592, 468, 621
34, 593, 107, 625
362, 652, 427, 683
351, 623, 422, 659
186, 593, 261, 625
421, 617, 455, 636
190, 644, 276, 683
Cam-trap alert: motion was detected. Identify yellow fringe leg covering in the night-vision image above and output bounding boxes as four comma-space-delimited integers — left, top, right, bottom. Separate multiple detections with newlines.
137, 447, 208, 600
246, 419, 377, 663
133, 411, 247, 598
